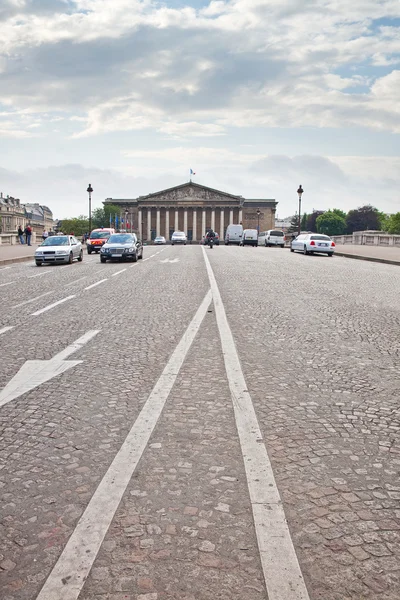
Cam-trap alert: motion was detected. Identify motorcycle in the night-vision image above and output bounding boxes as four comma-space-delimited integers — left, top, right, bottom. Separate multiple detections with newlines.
208, 237, 214, 249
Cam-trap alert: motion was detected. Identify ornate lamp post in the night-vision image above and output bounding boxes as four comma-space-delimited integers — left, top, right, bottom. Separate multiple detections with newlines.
257, 209, 261, 232
297, 185, 304, 235
125, 209, 128, 231
87, 183, 93, 233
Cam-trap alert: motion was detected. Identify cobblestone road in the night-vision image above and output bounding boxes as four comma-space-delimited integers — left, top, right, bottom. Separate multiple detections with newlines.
0, 246, 399, 600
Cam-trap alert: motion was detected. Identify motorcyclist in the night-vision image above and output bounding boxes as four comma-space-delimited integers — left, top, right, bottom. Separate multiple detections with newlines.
205, 229, 216, 244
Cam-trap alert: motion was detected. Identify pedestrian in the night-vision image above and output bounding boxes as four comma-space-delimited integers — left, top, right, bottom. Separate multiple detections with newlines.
25, 224, 32, 246
18, 225, 25, 244
42, 229, 49, 241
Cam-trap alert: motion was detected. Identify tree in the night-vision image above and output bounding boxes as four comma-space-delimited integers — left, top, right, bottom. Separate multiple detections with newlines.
92, 204, 122, 229
58, 216, 89, 236
288, 213, 299, 233
386, 213, 400, 235
331, 208, 347, 220
305, 211, 325, 232
316, 211, 346, 236
345, 205, 381, 233
300, 212, 308, 230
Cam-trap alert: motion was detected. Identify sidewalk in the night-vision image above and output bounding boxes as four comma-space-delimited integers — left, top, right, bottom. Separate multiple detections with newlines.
0, 243, 39, 265
335, 244, 400, 266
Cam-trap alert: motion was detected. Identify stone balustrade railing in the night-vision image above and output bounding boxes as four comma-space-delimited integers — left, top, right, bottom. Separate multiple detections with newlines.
331, 232, 400, 247
0, 232, 37, 245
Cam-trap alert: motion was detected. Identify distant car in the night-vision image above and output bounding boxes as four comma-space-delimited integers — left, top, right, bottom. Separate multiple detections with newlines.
204, 231, 220, 246
240, 229, 258, 247
100, 233, 143, 262
291, 233, 335, 256
154, 236, 166, 245
259, 230, 286, 248
171, 231, 187, 245
87, 228, 115, 254
35, 235, 83, 266
225, 224, 243, 245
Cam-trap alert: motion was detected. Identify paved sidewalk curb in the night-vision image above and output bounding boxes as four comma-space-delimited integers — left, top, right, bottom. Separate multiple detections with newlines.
335, 250, 400, 266
0, 255, 34, 266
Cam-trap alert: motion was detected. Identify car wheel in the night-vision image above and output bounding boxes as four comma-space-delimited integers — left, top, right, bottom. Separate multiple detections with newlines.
68, 252, 73, 264
138, 251, 143, 259
87, 248, 92, 254
35, 261, 42, 266
132, 253, 138, 262
290, 247, 294, 252
328, 253, 333, 257
100, 256, 106, 263
281, 245, 285, 248
77, 250, 83, 262
303, 246, 308, 255
171, 243, 174, 246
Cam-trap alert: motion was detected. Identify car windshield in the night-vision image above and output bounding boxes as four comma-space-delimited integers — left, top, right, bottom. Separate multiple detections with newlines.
310, 235, 331, 241
108, 234, 134, 244
173, 232, 185, 237
41, 236, 69, 246
90, 231, 111, 239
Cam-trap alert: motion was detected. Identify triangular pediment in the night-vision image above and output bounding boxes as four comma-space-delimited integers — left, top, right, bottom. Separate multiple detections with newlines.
138, 182, 242, 204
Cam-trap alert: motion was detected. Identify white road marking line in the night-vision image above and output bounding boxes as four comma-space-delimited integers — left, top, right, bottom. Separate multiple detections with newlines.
202, 247, 310, 600
0, 326, 14, 335
64, 276, 87, 287
111, 268, 126, 277
31, 295, 76, 317
13, 291, 53, 308
35, 290, 212, 600
0, 330, 100, 409
0, 281, 15, 288
84, 279, 108, 290
28, 271, 53, 278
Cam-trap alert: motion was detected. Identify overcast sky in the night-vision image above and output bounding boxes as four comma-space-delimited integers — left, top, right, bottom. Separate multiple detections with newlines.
1, 0, 399, 219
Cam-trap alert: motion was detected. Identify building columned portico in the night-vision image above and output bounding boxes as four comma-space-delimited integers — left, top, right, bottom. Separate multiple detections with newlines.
104, 182, 277, 242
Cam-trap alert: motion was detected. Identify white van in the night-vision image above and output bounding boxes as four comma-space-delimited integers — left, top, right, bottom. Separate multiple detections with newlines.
240, 229, 258, 247
258, 229, 285, 248
225, 224, 243, 245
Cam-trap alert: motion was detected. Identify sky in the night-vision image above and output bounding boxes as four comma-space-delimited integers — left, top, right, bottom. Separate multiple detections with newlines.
0, 0, 400, 219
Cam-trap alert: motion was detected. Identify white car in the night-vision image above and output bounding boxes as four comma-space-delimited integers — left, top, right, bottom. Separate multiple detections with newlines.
258, 230, 286, 248
171, 231, 187, 245
35, 235, 83, 266
154, 236, 166, 245
291, 233, 335, 256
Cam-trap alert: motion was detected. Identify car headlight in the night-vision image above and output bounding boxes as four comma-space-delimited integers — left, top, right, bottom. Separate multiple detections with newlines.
129, 247, 135, 252
101, 247, 106, 252
56, 250, 68, 255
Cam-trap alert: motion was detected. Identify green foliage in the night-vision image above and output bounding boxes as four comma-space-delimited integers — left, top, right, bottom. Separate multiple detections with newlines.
316, 211, 346, 236
59, 216, 89, 236
92, 204, 122, 229
305, 211, 325, 232
300, 212, 308, 230
386, 213, 400, 235
345, 205, 382, 233
288, 213, 299, 233
331, 208, 346, 220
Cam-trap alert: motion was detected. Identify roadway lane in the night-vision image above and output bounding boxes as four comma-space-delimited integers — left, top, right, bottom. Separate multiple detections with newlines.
1, 245, 400, 600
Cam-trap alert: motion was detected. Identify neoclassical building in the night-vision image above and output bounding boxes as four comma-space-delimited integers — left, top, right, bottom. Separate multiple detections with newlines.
104, 182, 277, 242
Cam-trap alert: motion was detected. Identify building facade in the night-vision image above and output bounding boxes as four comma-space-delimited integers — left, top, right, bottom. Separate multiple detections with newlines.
24, 203, 54, 234
0, 194, 26, 233
104, 182, 277, 241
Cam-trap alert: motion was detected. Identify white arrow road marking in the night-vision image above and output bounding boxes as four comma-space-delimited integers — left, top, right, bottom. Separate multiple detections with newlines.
0, 326, 14, 336
35, 293, 211, 600
160, 258, 180, 263
0, 330, 99, 409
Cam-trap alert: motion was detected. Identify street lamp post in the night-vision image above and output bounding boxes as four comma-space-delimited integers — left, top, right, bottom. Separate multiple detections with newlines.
125, 210, 128, 232
257, 209, 261, 233
297, 185, 304, 236
87, 183, 93, 234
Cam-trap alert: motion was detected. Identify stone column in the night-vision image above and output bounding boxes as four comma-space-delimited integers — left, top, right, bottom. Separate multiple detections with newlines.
147, 208, 151, 241
184, 209, 188, 236
239, 209, 243, 224
211, 209, 215, 231
156, 208, 161, 237
220, 208, 225, 239
192, 209, 197, 242
139, 209, 142, 239
165, 209, 170, 240
202, 209, 206, 237
175, 209, 179, 232
229, 209, 233, 224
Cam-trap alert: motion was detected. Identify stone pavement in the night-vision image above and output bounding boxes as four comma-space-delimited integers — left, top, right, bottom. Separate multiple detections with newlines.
334, 244, 400, 265
1, 245, 400, 600
0, 244, 39, 265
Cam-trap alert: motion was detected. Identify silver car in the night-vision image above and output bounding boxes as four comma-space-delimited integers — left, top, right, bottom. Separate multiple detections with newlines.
154, 236, 166, 245
291, 233, 335, 256
35, 235, 83, 266
171, 231, 187, 245
100, 233, 143, 262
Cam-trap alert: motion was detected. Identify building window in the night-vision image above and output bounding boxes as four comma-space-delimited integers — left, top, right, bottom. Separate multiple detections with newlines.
187, 229, 193, 241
